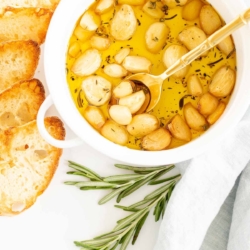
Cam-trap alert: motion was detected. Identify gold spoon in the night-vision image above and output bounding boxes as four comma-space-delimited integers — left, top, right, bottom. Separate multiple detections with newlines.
127, 8, 250, 112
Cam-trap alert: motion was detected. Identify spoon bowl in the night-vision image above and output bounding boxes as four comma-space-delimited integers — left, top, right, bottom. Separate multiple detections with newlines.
127, 8, 250, 112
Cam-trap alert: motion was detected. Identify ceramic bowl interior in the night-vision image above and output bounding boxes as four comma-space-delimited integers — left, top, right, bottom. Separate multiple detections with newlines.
44, 0, 250, 166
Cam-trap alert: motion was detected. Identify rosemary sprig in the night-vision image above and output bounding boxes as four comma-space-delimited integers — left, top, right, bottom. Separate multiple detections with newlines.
74, 179, 178, 250
65, 161, 180, 205
65, 161, 181, 250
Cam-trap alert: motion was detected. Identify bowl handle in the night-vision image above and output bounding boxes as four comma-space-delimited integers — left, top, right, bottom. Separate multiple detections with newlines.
37, 95, 83, 148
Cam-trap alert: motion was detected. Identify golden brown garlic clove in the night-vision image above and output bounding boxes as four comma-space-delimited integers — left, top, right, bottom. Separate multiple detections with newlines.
168, 114, 191, 142
142, 128, 172, 151
198, 92, 219, 116
127, 113, 159, 137
183, 102, 208, 131
209, 66, 236, 97
101, 120, 129, 145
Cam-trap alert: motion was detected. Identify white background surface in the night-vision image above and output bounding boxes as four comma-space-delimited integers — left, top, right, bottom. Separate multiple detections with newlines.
0, 46, 162, 250
1, 0, 250, 249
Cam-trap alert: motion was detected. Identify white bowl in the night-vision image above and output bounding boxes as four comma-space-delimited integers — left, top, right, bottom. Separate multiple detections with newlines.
38, 0, 250, 166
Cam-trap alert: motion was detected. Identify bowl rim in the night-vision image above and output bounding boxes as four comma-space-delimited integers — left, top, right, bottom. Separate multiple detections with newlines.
44, 0, 250, 166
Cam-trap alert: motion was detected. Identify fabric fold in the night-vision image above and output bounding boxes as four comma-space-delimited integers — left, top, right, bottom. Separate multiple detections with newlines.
154, 107, 250, 250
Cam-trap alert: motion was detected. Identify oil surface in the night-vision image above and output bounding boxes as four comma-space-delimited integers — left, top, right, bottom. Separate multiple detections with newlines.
66, 1, 236, 150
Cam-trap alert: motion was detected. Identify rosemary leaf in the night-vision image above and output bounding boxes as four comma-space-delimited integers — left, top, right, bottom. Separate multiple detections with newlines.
167, 183, 175, 200
74, 241, 96, 249
80, 187, 113, 191
161, 195, 167, 219
115, 209, 146, 231
66, 171, 87, 176
132, 212, 149, 245
120, 228, 135, 250
114, 205, 129, 210
109, 240, 119, 250
103, 174, 142, 182
118, 173, 159, 201
94, 229, 125, 240
133, 171, 155, 174
114, 205, 140, 212
68, 161, 102, 181
64, 181, 78, 185
76, 181, 117, 188
81, 236, 117, 247
66, 171, 96, 180
99, 184, 132, 205
154, 198, 164, 222
126, 198, 153, 209
149, 174, 181, 185
115, 164, 169, 172
116, 191, 124, 203
144, 181, 175, 201
148, 165, 175, 182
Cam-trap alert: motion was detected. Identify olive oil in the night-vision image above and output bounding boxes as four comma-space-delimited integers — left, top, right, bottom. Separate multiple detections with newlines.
66, 1, 236, 150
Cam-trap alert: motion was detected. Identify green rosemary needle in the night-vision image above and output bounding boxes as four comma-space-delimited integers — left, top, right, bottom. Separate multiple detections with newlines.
74, 179, 178, 250
65, 161, 181, 250
65, 161, 180, 204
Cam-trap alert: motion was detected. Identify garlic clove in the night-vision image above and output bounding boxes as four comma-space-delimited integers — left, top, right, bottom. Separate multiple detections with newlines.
114, 47, 130, 64
101, 120, 129, 145
207, 102, 226, 125
113, 80, 133, 98
82, 76, 112, 106
142, 1, 164, 19
122, 56, 152, 73
145, 22, 170, 53
163, 44, 190, 78
183, 102, 208, 131
109, 105, 132, 125
178, 26, 207, 54
73, 25, 94, 42
209, 66, 236, 97
71, 49, 102, 77
83, 106, 106, 130
142, 128, 172, 151
187, 74, 203, 96
127, 113, 159, 137
119, 90, 146, 114
110, 4, 137, 41
104, 64, 128, 78
168, 114, 191, 142
198, 92, 219, 116
182, 0, 203, 21
68, 41, 81, 58
162, 0, 187, 8
80, 10, 101, 31
217, 36, 235, 57
95, 0, 115, 14
200, 5, 222, 35
90, 35, 111, 51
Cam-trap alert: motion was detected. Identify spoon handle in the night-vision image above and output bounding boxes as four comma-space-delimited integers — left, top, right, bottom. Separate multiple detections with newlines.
161, 8, 250, 79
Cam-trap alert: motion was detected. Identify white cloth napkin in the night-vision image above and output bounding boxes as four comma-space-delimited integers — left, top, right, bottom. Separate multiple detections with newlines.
154, 104, 250, 250
227, 161, 250, 250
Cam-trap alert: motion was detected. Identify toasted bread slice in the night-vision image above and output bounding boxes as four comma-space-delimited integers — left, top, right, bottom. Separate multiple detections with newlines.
0, 79, 45, 131
0, 117, 65, 216
0, 0, 60, 10
0, 40, 40, 93
0, 7, 53, 44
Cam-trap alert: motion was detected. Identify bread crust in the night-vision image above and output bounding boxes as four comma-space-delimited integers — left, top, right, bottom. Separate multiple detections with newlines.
0, 117, 65, 216
0, 7, 53, 44
0, 79, 45, 131
0, 0, 60, 10
0, 40, 40, 93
